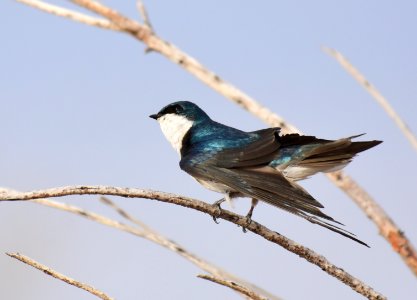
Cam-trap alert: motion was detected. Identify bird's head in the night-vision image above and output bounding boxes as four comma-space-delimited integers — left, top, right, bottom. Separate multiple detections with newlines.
150, 101, 210, 154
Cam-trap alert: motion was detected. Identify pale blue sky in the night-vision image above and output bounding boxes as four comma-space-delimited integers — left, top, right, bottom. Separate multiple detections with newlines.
1, 1, 417, 299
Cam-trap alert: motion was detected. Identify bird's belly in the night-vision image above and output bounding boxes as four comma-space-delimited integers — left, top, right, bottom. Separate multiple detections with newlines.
195, 178, 231, 194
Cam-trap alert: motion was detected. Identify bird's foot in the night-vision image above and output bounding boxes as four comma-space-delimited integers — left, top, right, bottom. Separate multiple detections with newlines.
241, 213, 253, 233
241, 198, 257, 233
211, 198, 225, 224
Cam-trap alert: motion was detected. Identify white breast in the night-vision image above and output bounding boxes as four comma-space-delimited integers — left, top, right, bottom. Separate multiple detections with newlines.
158, 114, 193, 155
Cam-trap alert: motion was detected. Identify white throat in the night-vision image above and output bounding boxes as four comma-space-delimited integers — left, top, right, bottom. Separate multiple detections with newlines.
158, 114, 193, 155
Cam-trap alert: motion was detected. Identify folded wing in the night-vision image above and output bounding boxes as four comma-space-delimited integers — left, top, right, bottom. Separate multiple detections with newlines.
180, 128, 370, 246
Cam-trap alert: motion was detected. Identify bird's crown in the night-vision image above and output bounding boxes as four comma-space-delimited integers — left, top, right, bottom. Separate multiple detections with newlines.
150, 101, 210, 123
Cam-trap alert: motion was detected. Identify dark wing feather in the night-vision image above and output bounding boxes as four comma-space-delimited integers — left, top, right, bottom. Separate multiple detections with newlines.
214, 128, 281, 168
189, 164, 331, 220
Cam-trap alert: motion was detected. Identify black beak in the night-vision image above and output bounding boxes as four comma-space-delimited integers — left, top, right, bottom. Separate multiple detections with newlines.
149, 114, 159, 120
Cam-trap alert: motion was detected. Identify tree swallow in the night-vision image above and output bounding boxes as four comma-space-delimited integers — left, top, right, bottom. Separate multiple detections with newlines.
150, 101, 381, 247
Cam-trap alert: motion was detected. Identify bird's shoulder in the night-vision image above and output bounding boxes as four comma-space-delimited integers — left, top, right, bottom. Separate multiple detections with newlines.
180, 124, 281, 169
181, 121, 253, 155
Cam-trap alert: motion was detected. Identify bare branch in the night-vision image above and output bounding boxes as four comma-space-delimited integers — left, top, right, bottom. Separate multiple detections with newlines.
326, 171, 417, 276
18, 195, 280, 300
198, 274, 267, 300
16, 0, 119, 31
16, 0, 290, 132
135, 0, 154, 53
136, 0, 153, 31
0, 186, 386, 299
98, 196, 280, 300
66, 0, 297, 131
70, 0, 147, 35
323, 47, 417, 152
99, 196, 150, 230
6, 252, 113, 300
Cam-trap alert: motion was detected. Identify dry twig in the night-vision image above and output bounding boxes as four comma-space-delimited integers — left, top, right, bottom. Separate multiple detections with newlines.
100, 196, 151, 229
0, 186, 386, 300
136, 0, 153, 31
323, 47, 417, 152
98, 196, 280, 300
0, 186, 277, 299
198, 274, 268, 300
16, 0, 119, 30
6, 252, 113, 300
14, 0, 417, 276
326, 171, 417, 276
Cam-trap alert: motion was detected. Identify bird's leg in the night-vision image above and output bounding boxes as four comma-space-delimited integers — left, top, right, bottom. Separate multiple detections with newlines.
211, 195, 227, 224
242, 198, 259, 233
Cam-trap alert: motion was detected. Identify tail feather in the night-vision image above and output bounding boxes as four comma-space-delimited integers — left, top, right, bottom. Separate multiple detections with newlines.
307, 137, 381, 159
302, 214, 370, 247
280, 134, 382, 180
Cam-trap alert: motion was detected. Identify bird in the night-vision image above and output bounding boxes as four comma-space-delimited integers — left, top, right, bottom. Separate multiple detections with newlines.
150, 101, 382, 247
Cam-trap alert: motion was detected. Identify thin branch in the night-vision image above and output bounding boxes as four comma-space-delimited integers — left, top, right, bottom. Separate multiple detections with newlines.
0, 186, 386, 299
70, 0, 147, 35
98, 196, 280, 300
136, 0, 153, 31
135, 0, 153, 53
323, 47, 417, 152
15, 0, 417, 276
10, 192, 280, 300
3, 186, 275, 298
326, 171, 417, 275
198, 274, 267, 300
68, 0, 297, 130
99, 196, 151, 230
16, 0, 119, 31
6, 252, 113, 300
